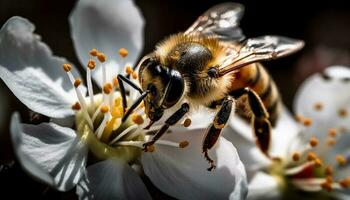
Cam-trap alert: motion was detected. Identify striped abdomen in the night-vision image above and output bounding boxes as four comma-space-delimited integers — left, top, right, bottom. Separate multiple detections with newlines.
230, 63, 281, 125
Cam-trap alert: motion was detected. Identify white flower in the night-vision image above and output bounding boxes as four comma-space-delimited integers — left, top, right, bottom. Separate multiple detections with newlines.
225, 66, 350, 199
0, 0, 247, 199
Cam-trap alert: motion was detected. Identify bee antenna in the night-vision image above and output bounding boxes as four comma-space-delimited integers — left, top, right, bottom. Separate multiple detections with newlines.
121, 90, 149, 123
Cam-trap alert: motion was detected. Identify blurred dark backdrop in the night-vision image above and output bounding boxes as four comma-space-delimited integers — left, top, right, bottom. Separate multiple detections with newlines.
0, 0, 349, 199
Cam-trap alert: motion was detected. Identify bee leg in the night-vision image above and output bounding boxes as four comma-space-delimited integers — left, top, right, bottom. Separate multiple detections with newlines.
117, 74, 143, 114
230, 87, 271, 155
143, 103, 190, 151
203, 97, 233, 171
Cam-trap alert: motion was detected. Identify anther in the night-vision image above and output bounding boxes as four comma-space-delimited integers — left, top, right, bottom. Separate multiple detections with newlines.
132, 71, 138, 79
119, 48, 129, 58
74, 79, 82, 88
314, 158, 323, 167
89, 48, 98, 57
321, 181, 333, 192
339, 177, 350, 188
179, 141, 189, 148
125, 65, 133, 74
325, 166, 333, 176
184, 118, 192, 127
131, 114, 144, 125
71, 102, 81, 110
307, 152, 317, 161
336, 154, 346, 166
103, 83, 113, 94
63, 63, 72, 72
309, 137, 318, 147
87, 59, 96, 70
327, 138, 336, 146
292, 152, 300, 162
328, 128, 337, 137
313, 102, 323, 111
303, 117, 312, 126
97, 52, 107, 63
100, 105, 110, 113
338, 108, 348, 118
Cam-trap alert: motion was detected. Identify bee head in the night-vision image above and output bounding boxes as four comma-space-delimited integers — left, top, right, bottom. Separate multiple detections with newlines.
138, 56, 185, 123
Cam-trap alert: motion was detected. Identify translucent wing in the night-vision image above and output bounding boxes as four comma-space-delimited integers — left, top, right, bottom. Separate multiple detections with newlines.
217, 35, 304, 77
185, 2, 245, 42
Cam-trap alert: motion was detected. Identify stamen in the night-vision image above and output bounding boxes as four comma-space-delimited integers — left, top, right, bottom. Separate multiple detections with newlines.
292, 152, 300, 162
74, 79, 82, 88
338, 108, 348, 118
184, 118, 192, 127
132, 71, 138, 79
119, 48, 129, 58
103, 83, 113, 94
63, 63, 72, 72
109, 124, 139, 145
89, 48, 98, 57
71, 102, 81, 110
309, 137, 318, 147
307, 152, 318, 161
87, 59, 96, 70
336, 154, 347, 166
95, 110, 111, 139
86, 66, 94, 106
97, 52, 106, 63
125, 65, 133, 75
313, 102, 323, 111
131, 114, 144, 125
328, 128, 337, 137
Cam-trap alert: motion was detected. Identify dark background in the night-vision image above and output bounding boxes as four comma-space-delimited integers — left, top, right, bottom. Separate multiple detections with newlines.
0, 0, 349, 199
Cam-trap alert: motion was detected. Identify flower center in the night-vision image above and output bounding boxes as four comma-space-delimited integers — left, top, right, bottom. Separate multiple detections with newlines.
63, 49, 189, 162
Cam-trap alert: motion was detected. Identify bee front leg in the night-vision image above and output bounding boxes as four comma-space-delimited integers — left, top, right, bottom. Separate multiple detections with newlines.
230, 87, 271, 155
143, 103, 190, 151
203, 96, 234, 171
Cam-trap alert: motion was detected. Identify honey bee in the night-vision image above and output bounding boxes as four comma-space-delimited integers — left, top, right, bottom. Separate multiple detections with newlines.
117, 2, 304, 170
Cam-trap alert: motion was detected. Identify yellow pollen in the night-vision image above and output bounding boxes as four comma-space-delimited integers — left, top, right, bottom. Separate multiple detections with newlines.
338, 108, 348, 118
327, 138, 336, 146
325, 166, 333, 176
321, 181, 333, 192
339, 177, 350, 188
74, 79, 82, 88
314, 158, 323, 167
131, 114, 144, 125
184, 118, 192, 127
303, 117, 312, 126
179, 141, 189, 148
97, 53, 107, 63
113, 77, 119, 88
132, 71, 138, 80
87, 59, 96, 70
114, 97, 122, 107
307, 152, 318, 161
100, 105, 110, 113
63, 63, 72, 72
309, 137, 318, 147
146, 144, 155, 152
103, 83, 113, 94
313, 102, 323, 111
89, 48, 98, 57
328, 128, 337, 137
125, 65, 133, 75
292, 152, 300, 162
71, 102, 81, 110
336, 154, 347, 166
119, 48, 129, 58
111, 106, 123, 118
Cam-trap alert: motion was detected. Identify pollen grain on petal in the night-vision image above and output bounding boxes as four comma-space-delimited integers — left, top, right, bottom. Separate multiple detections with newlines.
63, 63, 72, 72
179, 141, 189, 148
338, 108, 348, 118
87, 59, 96, 70
89, 48, 98, 57
313, 102, 323, 111
184, 118, 192, 127
71, 102, 81, 110
119, 48, 129, 58
74, 79, 82, 88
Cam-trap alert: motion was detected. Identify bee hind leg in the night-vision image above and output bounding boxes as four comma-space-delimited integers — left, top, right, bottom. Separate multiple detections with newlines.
203, 96, 234, 171
230, 87, 271, 155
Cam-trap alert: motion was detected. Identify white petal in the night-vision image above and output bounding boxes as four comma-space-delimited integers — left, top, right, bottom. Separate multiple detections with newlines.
141, 127, 248, 200
70, 0, 145, 86
247, 172, 281, 200
0, 17, 83, 118
294, 66, 350, 142
10, 113, 87, 191
76, 159, 151, 200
